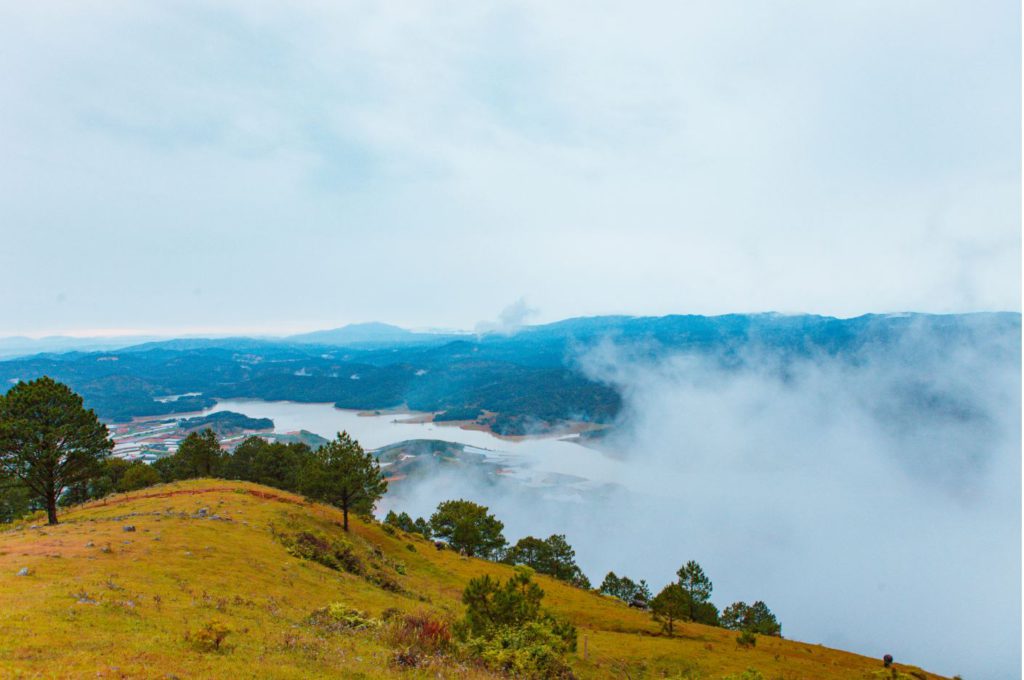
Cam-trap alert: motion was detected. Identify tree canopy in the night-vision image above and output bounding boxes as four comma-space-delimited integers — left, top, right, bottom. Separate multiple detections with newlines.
676, 560, 719, 624
177, 429, 224, 478
0, 377, 113, 524
599, 571, 652, 607
429, 499, 507, 558
721, 600, 782, 636
650, 583, 689, 635
506, 534, 590, 588
299, 431, 387, 531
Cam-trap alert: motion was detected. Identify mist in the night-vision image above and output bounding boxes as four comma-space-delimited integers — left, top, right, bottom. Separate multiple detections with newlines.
382, 321, 1021, 679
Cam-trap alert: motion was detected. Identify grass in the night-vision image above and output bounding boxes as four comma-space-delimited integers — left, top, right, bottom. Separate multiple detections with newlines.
0, 480, 947, 679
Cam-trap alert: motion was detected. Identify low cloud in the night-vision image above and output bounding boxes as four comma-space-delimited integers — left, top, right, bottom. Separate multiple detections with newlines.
475, 298, 539, 336
385, 321, 1021, 679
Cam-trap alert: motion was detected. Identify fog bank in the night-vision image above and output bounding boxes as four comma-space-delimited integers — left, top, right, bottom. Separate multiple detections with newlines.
386, 325, 1021, 679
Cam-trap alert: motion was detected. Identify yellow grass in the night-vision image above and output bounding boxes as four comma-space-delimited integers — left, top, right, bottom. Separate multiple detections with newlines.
0, 480, 946, 679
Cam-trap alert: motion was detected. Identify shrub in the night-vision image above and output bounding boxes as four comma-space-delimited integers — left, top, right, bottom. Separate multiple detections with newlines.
723, 670, 764, 680
457, 567, 576, 679
466, 621, 575, 679
281, 531, 363, 574
381, 611, 453, 668
736, 630, 757, 648
308, 602, 377, 631
189, 621, 232, 652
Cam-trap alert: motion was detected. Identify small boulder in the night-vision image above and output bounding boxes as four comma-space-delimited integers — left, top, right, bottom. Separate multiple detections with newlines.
16, 567, 31, 577
197, 508, 209, 517
123, 525, 136, 532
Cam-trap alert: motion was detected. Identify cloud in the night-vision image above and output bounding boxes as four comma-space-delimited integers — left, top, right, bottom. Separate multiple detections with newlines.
0, 1, 1019, 335
382, 320, 1021, 679
570, 325, 1021, 679
475, 298, 539, 336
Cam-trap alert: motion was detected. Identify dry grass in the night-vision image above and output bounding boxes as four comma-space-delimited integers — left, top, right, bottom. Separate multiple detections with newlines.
0, 480, 947, 679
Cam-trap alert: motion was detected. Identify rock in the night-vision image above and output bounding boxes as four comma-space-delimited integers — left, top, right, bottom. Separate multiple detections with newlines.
85, 541, 94, 548
123, 525, 136, 532
197, 508, 209, 517
16, 567, 30, 577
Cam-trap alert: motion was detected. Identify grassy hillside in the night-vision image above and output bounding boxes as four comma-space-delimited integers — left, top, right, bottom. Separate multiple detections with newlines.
0, 480, 945, 679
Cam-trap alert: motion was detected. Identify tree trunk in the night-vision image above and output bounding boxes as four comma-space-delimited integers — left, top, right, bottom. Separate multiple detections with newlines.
46, 493, 58, 525
342, 501, 349, 531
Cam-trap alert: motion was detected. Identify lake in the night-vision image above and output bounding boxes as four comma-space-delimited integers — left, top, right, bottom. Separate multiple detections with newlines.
199, 399, 632, 488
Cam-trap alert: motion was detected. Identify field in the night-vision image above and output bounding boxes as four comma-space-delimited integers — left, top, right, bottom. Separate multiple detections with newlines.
0, 480, 945, 679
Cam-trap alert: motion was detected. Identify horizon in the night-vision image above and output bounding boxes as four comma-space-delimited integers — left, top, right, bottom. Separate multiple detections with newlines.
4, 308, 1022, 342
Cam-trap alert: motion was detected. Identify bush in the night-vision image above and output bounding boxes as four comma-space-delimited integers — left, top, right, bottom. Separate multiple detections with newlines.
308, 602, 377, 631
281, 531, 363, 574
381, 611, 453, 668
723, 670, 764, 680
466, 621, 575, 679
189, 621, 232, 652
457, 567, 576, 679
736, 630, 757, 648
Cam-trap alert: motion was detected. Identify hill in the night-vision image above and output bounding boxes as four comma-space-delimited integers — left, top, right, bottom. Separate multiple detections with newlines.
0, 480, 946, 679
1, 312, 1016, 435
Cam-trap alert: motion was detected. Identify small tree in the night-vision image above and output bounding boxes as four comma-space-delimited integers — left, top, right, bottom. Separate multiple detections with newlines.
461, 567, 545, 638
430, 499, 507, 558
677, 560, 718, 623
506, 534, 591, 588
300, 431, 387, 531
0, 377, 113, 524
600, 572, 651, 606
722, 600, 781, 636
650, 583, 689, 636
178, 429, 224, 478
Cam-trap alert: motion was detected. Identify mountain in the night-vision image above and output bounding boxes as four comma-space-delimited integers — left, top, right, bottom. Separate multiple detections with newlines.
0, 313, 1017, 432
288, 322, 456, 347
0, 335, 161, 360
0, 479, 947, 679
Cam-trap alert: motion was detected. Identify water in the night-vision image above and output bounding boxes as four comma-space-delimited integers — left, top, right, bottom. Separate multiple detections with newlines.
199, 399, 631, 486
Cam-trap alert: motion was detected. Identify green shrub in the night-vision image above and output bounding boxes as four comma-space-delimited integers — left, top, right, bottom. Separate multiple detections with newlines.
457, 566, 576, 678
281, 531, 363, 574
723, 670, 764, 680
736, 630, 757, 648
467, 621, 575, 679
308, 602, 377, 631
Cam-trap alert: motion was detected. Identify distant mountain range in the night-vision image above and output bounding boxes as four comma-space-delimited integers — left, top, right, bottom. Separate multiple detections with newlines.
1, 313, 1018, 434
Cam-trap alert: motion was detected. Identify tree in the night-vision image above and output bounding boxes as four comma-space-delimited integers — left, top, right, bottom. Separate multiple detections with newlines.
0, 476, 32, 523
462, 566, 545, 638
430, 499, 507, 558
650, 584, 689, 635
600, 572, 651, 606
721, 601, 781, 636
119, 461, 161, 491
0, 377, 113, 524
224, 436, 311, 490
506, 534, 591, 588
177, 429, 223, 478
299, 431, 386, 531
677, 560, 717, 623
459, 567, 577, 677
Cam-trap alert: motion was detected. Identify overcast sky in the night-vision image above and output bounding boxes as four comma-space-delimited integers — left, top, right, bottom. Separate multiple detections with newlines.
1, 1, 1019, 337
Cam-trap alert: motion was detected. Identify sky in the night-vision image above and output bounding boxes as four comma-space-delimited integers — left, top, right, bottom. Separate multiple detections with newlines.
0, 1, 1020, 337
